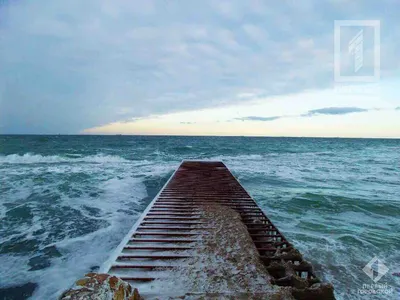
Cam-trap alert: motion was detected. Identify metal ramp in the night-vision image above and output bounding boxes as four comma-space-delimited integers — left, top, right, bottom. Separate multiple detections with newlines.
100, 161, 323, 298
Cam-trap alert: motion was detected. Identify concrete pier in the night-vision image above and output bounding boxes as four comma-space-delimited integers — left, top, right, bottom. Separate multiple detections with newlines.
99, 161, 334, 299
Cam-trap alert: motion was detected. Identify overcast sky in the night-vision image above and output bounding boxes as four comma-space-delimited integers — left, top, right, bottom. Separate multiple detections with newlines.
0, 0, 399, 137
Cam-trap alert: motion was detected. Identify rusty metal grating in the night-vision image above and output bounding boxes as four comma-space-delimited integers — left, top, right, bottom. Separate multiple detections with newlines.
101, 161, 327, 298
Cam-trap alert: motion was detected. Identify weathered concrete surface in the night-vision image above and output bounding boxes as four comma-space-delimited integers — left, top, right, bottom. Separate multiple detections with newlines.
159, 204, 295, 299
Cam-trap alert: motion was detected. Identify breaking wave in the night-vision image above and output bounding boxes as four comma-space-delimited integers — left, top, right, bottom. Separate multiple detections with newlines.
0, 153, 130, 164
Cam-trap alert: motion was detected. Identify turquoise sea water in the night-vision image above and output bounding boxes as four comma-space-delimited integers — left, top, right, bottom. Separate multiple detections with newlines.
0, 135, 399, 299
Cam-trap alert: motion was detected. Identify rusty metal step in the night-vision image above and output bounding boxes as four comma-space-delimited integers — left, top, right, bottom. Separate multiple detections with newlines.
134, 232, 202, 236
140, 221, 207, 225
144, 217, 202, 220
112, 265, 176, 269
123, 246, 195, 251
138, 226, 209, 230
129, 238, 199, 243
118, 255, 192, 260
119, 277, 155, 282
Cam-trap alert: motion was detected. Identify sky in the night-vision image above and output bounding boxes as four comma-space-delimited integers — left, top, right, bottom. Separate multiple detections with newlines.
0, 0, 399, 137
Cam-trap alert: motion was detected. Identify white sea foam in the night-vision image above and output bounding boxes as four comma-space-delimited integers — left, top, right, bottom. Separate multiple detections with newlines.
208, 154, 263, 161
0, 153, 130, 164
0, 157, 178, 300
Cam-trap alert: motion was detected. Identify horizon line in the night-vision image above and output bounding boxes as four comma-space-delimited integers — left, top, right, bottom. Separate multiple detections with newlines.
1, 133, 400, 139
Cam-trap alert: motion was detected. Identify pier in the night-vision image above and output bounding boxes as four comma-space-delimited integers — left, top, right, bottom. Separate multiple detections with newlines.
100, 161, 334, 299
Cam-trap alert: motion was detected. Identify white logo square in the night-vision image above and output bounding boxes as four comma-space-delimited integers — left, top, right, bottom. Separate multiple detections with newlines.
334, 20, 380, 82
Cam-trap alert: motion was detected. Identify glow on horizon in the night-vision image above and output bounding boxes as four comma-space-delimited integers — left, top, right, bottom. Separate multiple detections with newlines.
83, 85, 400, 138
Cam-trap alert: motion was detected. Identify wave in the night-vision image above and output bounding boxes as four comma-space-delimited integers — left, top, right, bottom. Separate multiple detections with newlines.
208, 154, 264, 161
0, 153, 129, 164
171, 145, 194, 152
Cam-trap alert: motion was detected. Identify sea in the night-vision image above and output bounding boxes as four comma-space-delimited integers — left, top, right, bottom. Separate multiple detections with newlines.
0, 135, 399, 300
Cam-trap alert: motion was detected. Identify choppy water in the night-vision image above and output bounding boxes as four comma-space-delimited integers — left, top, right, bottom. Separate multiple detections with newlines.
0, 135, 399, 299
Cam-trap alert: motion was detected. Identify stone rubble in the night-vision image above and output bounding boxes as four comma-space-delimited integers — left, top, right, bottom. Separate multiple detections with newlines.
59, 273, 142, 300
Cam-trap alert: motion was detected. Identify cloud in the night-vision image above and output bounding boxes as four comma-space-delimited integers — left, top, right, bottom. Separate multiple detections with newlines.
235, 116, 282, 122
180, 121, 196, 124
305, 107, 369, 116
236, 106, 371, 122
242, 24, 267, 42
0, 0, 399, 133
